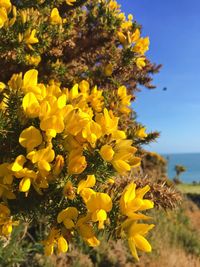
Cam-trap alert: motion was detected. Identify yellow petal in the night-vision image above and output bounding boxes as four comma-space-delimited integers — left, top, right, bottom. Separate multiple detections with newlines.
133, 234, 152, 252
112, 159, 131, 174
139, 200, 154, 211
22, 92, 40, 118
57, 236, 68, 253
19, 177, 31, 192
92, 209, 107, 229
0, 0, 12, 11
86, 193, 112, 212
23, 69, 38, 88
50, 8, 62, 25
77, 175, 96, 194
129, 223, 155, 236
2, 223, 12, 236
100, 145, 114, 162
123, 182, 136, 204
117, 31, 126, 44
68, 153, 87, 174
57, 207, 78, 223
38, 160, 51, 172
11, 155, 26, 172
126, 213, 152, 221
66, 0, 76, 6
19, 126, 42, 151
57, 94, 67, 109
44, 243, 54, 256
131, 28, 140, 43
136, 185, 150, 198
63, 218, 75, 229
85, 236, 100, 247
128, 238, 139, 261
80, 188, 95, 203
79, 80, 89, 94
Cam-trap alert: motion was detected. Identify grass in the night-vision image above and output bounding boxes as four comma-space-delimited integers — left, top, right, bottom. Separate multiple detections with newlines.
177, 183, 200, 194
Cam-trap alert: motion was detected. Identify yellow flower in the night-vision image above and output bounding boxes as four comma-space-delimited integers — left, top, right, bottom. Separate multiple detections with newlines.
88, 86, 104, 112
126, 222, 154, 260
40, 114, 65, 138
135, 127, 147, 139
108, 0, 120, 10
82, 121, 102, 147
121, 21, 133, 30
19, 126, 43, 152
100, 140, 140, 175
135, 57, 146, 70
131, 29, 140, 43
120, 182, 154, 217
117, 85, 132, 114
63, 181, 76, 200
53, 155, 64, 176
50, 8, 62, 25
65, 108, 90, 136
0, 7, 8, 28
76, 214, 100, 247
8, 72, 23, 91
113, 140, 141, 174
0, 0, 12, 28
25, 54, 41, 66
86, 192, 112, 229
118, 29, 140, 48
27, 146, 55, 174
24, 29, 39, 50
77, 175, 96, 194
133, 37, 150, 55
68, 149, 87, 174
117, 31, 126, 45
128, 14, 133, 21
66, 0, 76, 6
2, 221, 13, 235
96, 108, 118, 136
13, 167, 37, 192
0, 163, 16, 199
0, 0, 12, 11
42, 228, 68, 256
57, 207, 78, 229
0, 203, 18, 236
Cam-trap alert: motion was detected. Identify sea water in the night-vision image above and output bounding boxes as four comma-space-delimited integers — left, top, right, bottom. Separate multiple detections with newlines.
162, 153, 200, 183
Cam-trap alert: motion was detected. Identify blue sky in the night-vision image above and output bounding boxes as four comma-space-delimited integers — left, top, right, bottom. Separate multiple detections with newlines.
118, 0, 200, 154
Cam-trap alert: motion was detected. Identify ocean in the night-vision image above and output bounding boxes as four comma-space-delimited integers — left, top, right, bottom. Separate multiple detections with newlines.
162, 153, 200, 183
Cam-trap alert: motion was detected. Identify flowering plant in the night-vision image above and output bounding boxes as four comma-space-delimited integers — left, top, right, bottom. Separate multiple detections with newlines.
0, 0, 169, 263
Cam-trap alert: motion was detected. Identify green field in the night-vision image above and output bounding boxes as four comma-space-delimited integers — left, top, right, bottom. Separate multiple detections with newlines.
177, 184, 200, 194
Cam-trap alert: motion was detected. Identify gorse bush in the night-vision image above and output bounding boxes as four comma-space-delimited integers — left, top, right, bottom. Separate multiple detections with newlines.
0, 0, 174, 264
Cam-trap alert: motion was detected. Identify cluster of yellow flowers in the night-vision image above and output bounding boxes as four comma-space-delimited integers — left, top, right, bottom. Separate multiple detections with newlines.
0, 68, 154, 260
0, 0, 149, 73
106, 0, 149, 69
0, 204, 18, 236
0, 0, 16, 28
